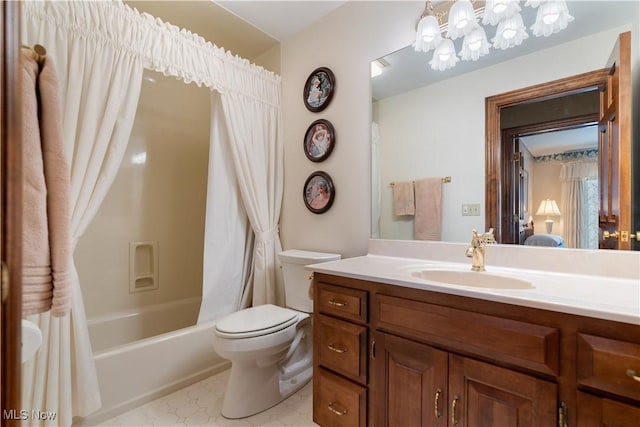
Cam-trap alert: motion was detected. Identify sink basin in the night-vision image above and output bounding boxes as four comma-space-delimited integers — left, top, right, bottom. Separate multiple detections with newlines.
411, 269, 533, 289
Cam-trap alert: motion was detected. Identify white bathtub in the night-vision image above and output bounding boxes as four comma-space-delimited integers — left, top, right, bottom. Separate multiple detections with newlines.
75, 298, 229, 426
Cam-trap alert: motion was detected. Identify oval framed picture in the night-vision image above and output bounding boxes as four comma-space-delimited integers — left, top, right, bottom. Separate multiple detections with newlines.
303, 67, 335, 112
303, 171, 335, 214
304, 119, 335, 162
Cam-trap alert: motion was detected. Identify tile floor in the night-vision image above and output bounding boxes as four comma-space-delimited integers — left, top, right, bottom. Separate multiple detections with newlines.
99, 369, 318, 427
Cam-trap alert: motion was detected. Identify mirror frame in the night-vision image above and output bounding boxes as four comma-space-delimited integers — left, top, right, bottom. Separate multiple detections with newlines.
485, 68, 609, 243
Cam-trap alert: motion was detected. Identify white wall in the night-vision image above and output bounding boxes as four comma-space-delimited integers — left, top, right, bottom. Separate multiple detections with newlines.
280, 1, 637, 256
75, 72, 210, 318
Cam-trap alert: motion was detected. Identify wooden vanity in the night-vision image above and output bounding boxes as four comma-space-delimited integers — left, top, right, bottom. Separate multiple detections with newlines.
312, 270, 640, 427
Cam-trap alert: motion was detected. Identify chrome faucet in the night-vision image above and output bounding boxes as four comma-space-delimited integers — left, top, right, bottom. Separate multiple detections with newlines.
466, 228, 494, 271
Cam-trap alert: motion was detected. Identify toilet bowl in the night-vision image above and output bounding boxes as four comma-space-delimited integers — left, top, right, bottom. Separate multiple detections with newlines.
212, 249, 341, 419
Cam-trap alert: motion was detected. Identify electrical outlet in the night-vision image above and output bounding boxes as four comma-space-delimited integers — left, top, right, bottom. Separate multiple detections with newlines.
462, 203, 481, 216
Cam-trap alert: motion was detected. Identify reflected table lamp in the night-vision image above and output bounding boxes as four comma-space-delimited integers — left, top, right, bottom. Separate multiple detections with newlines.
536, 199, 561, 234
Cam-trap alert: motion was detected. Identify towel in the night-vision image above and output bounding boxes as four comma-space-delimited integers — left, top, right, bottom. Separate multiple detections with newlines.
413, 177, 442, 240
392, 181, 415, 216
22, 47, 72, 317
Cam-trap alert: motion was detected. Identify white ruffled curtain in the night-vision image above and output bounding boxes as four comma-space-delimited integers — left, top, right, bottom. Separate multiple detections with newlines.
23, 0, 284, 421
219, 90, 284, 306
197, 93, 255, 323
559, 160, 599, 249
22, 1, 145, 424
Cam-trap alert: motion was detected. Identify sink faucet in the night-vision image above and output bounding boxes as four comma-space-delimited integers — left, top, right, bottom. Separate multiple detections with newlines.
466, 229, 494, 271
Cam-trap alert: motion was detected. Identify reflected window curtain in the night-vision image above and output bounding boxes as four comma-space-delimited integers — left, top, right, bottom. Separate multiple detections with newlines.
559, 160, 598, 249
22, 1, 144, 423
371, 122, 381, 238
198, 92, 254, 324
219, 89, 283, 306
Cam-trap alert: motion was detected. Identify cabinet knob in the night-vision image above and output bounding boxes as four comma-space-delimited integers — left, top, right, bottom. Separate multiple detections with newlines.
328, 401, 348, 416
327, 343, 348, 354
626, 369, 640, 382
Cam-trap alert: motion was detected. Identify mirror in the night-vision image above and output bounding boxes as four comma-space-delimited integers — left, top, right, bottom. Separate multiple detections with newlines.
371, 1, 636, 247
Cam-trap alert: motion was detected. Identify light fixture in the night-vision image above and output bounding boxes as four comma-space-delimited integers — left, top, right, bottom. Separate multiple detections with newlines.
493, 12, 528, 49
536, 199, 561, 233
483, 0, 521, 26
460, 25, 490, 61
413, 0, 573, 71
530, 0, 574, 37
447, 0, 477, 39
430, 38, 459, 71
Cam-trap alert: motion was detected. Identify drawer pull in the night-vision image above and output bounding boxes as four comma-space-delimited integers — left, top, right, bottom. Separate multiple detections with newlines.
434, 388, 442, 419
328, 298, 348, 307
328, 343, 348, 354
626, 369, 640, 382
328, 401, 348, 416
451, 396, 459, 426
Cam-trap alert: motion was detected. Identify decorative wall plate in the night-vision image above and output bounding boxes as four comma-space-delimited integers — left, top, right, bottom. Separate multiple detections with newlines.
303, 67, 335, 112
304, 119, 335, 162
303, 171, 335, 214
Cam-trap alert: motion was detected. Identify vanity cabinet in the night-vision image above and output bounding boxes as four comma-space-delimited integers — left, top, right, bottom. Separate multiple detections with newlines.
372, 332, 557, 426
312, 272, 640, 427
313, 280, 369, 427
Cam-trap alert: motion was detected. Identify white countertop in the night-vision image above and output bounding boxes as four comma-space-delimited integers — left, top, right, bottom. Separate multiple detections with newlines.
307, 254, 640, 325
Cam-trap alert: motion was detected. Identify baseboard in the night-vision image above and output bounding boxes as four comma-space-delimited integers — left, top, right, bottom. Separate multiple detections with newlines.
72, 361, 230, 426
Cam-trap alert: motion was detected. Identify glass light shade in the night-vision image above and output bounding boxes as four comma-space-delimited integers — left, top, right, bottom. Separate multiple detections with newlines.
415, 15, 442, 52
492, 12, 528, 49
536, 199, 561, 216
460, 26, 490, 61
531, 0, 574, 37
524, 0, 542, 7
430, 38, 459, 71
482, 0, 521, 26
447, 0, 477, 40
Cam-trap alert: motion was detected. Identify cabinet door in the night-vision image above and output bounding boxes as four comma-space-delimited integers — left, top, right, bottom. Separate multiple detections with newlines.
577, 392, 640, 427
372, 332, 448, 427
448, 354, 557, 427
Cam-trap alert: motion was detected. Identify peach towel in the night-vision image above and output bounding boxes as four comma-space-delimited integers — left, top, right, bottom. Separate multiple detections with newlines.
413, 177, 442, 241
392, 181, 415, 216
22, 47, 72, 317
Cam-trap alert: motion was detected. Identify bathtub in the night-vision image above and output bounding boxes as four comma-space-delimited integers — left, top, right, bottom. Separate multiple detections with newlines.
75, 298, 229, 426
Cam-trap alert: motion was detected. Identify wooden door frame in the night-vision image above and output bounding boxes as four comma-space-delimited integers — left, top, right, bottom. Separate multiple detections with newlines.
485, 69, 609, 244
1, 0, 22, 424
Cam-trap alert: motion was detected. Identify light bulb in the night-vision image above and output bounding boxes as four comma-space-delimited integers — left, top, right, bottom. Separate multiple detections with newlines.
502, 28, 517, 39
439, 52, 451, 61
492, 0, 508, 14
543, 11, 560, 24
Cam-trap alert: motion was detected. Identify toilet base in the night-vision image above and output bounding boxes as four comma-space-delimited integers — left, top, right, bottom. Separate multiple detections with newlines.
221, 360, 312, 419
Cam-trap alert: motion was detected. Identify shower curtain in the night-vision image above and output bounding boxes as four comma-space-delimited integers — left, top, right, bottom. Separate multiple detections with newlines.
22, 0, 283, 422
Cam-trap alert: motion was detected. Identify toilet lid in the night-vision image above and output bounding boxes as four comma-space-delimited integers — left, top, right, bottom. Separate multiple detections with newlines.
215, 304, 298, 339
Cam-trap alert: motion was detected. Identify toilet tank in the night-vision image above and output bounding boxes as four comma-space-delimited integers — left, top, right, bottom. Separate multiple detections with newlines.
278, 250, 341, 313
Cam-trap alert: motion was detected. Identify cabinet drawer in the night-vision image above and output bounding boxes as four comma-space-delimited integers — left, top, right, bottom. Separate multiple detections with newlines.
577, 334, 640, 402
317, 314, 367, 383
314, 368, 366, 427
376, 294, 559, 376
317, 283, 367, 323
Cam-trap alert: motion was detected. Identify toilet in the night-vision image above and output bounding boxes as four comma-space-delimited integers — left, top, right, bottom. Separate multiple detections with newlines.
213, 249, 341, 419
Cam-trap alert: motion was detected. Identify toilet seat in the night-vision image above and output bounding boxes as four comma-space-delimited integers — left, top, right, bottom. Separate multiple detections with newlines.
215, 304, 299, 339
